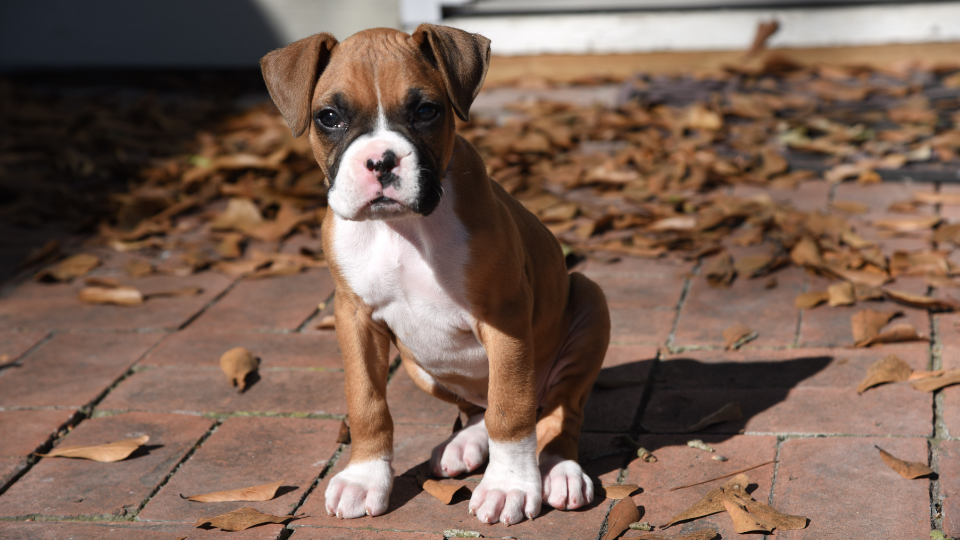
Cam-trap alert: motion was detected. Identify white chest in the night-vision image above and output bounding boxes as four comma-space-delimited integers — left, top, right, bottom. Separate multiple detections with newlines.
331, 189, 489, 390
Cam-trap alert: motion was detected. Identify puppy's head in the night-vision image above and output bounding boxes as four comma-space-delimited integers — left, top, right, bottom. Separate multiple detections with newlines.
261, 26, 490, 221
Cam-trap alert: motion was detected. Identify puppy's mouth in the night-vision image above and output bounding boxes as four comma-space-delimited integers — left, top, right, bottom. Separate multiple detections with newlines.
370, 196, 397, 206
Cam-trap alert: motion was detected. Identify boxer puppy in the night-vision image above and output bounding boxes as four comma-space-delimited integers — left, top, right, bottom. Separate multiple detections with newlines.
261, 25, 610, 526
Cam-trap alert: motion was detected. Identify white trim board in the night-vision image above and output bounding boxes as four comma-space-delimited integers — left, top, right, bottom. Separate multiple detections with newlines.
442, 2, 960, 55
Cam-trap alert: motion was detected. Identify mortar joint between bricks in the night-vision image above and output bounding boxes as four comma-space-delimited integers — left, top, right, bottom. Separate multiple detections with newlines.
665, 258, 700, 353
131, 417, 224, 517
288, 443, 347, 519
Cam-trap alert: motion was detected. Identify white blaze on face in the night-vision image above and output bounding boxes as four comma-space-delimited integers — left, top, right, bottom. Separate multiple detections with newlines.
327, 91, 421, 221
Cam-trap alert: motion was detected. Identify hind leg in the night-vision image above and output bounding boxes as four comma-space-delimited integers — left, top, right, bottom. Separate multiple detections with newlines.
537, 272, 610, 511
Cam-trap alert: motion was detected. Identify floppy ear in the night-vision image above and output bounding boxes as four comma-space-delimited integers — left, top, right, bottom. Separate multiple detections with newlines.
411, 24, 491, 122
260, 32, 339, 137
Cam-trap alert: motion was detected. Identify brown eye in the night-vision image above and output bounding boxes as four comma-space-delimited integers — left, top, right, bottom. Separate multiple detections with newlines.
318, 110, 346, 129
416, 104, 438, 121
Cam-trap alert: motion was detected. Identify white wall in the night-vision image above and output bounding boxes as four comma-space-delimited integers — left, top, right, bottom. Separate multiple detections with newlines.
444, 2, 960, 55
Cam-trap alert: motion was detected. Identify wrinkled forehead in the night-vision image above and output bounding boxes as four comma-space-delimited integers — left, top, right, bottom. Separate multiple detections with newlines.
312, 35, 446, 113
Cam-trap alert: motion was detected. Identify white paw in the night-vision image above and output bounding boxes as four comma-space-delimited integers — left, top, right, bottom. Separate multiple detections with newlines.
430, 415, 489, 478
540, 455, 593, 510
469, 434, 541, 525
324, 459, 393, 518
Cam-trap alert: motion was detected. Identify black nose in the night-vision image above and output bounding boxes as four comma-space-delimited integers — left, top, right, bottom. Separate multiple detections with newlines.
366, 150, 399, 188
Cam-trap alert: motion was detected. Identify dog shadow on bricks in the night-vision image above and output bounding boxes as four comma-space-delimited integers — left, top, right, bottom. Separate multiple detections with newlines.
377, 354, 831, 516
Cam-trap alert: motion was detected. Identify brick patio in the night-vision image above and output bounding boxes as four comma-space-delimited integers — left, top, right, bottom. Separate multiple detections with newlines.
0, 131, 954, 540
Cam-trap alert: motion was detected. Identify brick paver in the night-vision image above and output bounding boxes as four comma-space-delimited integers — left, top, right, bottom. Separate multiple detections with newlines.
0, 412, 212, 519
0, 97, 954, 540
189, 269, 334, 331
0, 272, 232, 331
0, 333, 163, 408
772, 437, 931, 539
139, 416, 342, 522
98, 367, 347, 416
0, 521, 285, 539
140, 328, 344, 369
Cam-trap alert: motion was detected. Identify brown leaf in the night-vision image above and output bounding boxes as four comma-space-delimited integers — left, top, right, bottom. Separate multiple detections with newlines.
827, 282, 856, 307
629, 531, 718, 540
723, 324, 756, 350
857, 355, 913, 393
35, 253, 100, 282
602, 484, 640, 499
745, 20, 780, 58
211, 198, 263, 233
123, 259, 154, 278
909, 369, 945, 382
37, 435, 149, 462
85, 276, 121, 288
194, 507, 303, 531
831, 200, 869, 214
859, 323, 926, 347
78, 286, 144, 306
704, 252, 735, 287
790, 237, 823, 267
721, 493, 772, 533
911, 369, 960, 392
851, 309, 901, 346
603, 496, 642, 540
663, 483, 731, 527
669, 461, 777, 491
795, 290, 829, 309
144, 287, 203, 299
217, 233, 245, 259
884, 288, 960, 311
336, 419, 351, 444
876, 446, 934, 479
874, 215, 941, 232
820, 265, 892, 289
315, 315, 336, 330
182, 479, 284, 502
684, 402, 743, 433
733, 254, 773, 278
220, 347, 259, 391
416, 474, 470, 505
246, 203, 313, 242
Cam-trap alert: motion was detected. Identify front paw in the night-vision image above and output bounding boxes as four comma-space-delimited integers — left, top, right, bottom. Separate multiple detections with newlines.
324, 459, 393, 518
469, 436, 541, 525
540, 456, 593, 510
430, 415, 489, 478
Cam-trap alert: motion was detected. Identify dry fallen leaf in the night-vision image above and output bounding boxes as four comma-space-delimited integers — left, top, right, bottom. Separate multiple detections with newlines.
911, 369, 960, 392
663, 485, 725, 527
211, 198, 264, 233
628, 531, 718, 540
831, 200, 869, 214
603, 496, 642, 540
876, 445, 934, 479
790, 237, 823, 267
704, 252, 735, 287
416, 474, 470, 505
602, 484, 640, 500
669, 461, 777, 491
220, 347, 259, 391
194, 507, 304, 531
828, 282, 856, 307
874, 215, 940, 232
883, 289, 960, 311
685, 402, 743, 433
35, 253, 100, 282
336, 419, 351, 444
78, 286, 144, 306
123, 258, 154, 278
37, 435, 149, 462
723, 324, 756, 350
315, 315, 336, 329
143, 287, 204, 299
851, 309, 901, 346
857, 355, 913, 393
181, 479, 285, 502
795, 290, 829, 309
859, 323, 927, 348
733, 254, 773, 278
744, 20, 780, 59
